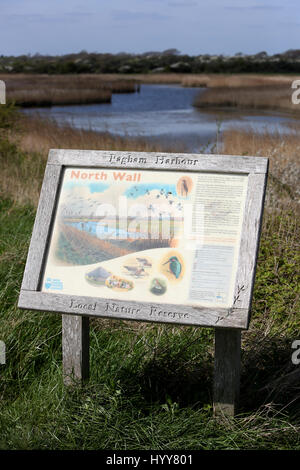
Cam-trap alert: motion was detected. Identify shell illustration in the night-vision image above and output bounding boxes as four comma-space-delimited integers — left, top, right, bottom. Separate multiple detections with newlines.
85, 266, 111, 286
105, 275, 134, 291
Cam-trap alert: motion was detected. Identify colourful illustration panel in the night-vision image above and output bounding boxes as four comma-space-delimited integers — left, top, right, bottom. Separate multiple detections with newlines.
42, 167, 248, 308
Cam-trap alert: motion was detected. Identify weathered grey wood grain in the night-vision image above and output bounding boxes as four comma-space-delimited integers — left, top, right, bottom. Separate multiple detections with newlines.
48, 149, 268, 174
62, 314, 89, 385
232, 171, 268, 321
21, 164, 63, 291
18, 290, 249, 329
213, 328, 241, 417
0, 80, 5, 105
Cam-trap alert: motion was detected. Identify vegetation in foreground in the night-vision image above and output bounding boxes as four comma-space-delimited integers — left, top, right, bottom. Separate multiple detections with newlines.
0, 105, 299, 450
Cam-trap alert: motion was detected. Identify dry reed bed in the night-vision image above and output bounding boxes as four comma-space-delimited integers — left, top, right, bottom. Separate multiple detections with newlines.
205, 74, 297, 88
121, 73, 299, 88
121, 73, 186, 84
222, 125, 300, 204
191, 75, 299, 113
0, 74, 139, 107
194, 86, 299, 113
9, 88, 112, 107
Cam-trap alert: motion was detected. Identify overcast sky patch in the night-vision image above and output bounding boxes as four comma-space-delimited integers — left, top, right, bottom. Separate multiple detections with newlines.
112, 10, 170, 21
0, 0, 299, 56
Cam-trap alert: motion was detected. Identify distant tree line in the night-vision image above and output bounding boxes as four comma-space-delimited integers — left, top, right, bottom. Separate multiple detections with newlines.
1, 49, 300, 74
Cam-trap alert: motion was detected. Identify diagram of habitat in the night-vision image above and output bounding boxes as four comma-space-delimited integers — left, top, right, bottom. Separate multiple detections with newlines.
42, 168, 198, 304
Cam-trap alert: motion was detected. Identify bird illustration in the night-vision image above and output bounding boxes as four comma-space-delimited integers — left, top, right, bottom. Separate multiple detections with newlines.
123, 266, 146, 278
152, 279, 162, 290
136, 257, 152, 267
181, 179, 189, 197
150, 278, 166, 295
163, 256, 182, 279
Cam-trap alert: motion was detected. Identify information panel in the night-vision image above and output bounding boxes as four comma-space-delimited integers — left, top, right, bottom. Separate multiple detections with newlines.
18, 150, 268, 329
42, 167, 248, 309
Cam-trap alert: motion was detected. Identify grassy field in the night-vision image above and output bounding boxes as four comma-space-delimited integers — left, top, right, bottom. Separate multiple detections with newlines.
0, 104, 299, 450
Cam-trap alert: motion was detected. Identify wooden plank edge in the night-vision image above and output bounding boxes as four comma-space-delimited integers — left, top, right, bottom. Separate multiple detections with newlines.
18, 290, 249, 329
47, 149, 268, 174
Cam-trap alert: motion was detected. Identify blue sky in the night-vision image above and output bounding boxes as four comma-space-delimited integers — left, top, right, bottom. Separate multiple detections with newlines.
0, 0, 299, 56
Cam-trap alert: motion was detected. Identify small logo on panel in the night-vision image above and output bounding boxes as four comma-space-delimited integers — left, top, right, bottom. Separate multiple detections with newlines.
44, 278, 63, 290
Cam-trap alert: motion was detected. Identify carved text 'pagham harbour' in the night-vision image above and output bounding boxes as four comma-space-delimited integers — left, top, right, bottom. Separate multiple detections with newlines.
108, 153, 198, 167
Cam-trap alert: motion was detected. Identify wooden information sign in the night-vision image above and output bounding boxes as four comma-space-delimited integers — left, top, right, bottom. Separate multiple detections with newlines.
18, 149, 268, 416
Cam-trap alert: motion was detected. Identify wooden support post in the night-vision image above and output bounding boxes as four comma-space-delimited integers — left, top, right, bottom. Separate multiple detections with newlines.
62, 315, 90, 385
213, 328, 241, 417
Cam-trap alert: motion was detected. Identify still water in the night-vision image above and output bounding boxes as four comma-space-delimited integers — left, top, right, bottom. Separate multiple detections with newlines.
66, 221, 145, 240
23, 84, 296, 152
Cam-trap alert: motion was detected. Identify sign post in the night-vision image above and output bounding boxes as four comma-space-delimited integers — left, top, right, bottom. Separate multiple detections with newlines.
18, 149, 268, 415
214, 328, 241, 416
62, 315, 90, 385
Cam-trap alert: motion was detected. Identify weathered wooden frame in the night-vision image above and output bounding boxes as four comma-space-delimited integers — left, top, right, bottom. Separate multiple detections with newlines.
18, 149, 268, 331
